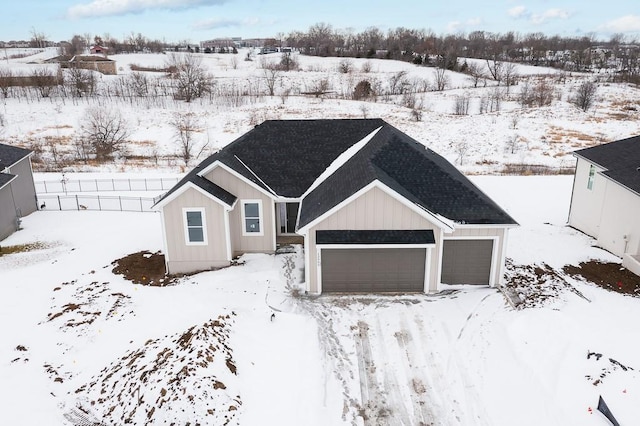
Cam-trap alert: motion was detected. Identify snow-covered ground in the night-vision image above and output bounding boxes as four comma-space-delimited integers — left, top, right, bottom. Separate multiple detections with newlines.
2, 175, 639, 425
1, 48, 639, 175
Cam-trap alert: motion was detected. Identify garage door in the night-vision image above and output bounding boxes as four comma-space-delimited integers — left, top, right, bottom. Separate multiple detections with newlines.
321, 248, 425, 293
441, 239, 493, 285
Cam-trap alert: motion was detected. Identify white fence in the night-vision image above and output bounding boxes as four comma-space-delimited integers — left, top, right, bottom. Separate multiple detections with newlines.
34, 177, 180, 194
37, 194, 160, 212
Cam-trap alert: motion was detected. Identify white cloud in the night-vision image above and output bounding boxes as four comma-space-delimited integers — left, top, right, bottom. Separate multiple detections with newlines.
508, 6, 528, 19
467, 17, 482, 27
446, 18, 482, 33
67, 0, 227, 19
193, 17, 260, 31
446, 21, 462, 33
599, 15, 640, 33
531, 8, 570, 25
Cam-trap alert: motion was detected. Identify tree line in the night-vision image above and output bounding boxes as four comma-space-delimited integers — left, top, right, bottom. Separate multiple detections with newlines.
281, 24, 639, 80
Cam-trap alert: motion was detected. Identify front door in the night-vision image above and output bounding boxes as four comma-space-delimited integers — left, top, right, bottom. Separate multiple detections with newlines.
276, 202, 299, 235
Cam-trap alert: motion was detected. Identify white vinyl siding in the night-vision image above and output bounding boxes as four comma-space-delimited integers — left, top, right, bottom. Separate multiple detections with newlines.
183, 208, 207, 245
241, 200, 263, 236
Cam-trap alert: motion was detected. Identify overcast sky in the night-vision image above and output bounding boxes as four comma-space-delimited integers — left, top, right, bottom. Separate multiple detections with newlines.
4, 0, 640, 43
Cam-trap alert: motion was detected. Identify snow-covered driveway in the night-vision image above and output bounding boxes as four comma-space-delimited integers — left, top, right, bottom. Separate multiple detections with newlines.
296, 289, 500, 426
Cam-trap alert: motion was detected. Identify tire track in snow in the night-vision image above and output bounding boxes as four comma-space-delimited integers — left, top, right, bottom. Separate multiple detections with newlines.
354, 320, 401, 425
394, 314, 437, 425
371, 317, 413, 426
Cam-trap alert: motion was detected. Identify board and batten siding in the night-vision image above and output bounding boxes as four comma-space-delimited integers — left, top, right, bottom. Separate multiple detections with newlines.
569, 158, 607, 239
306, 185, 441, 294
162, 187, 228, 274
205, 166, 275, 255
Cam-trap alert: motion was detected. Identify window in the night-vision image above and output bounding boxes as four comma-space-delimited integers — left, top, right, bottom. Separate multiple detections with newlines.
587, 165, 596, 190
183, 208, 207, 245
242, 200, 263, 236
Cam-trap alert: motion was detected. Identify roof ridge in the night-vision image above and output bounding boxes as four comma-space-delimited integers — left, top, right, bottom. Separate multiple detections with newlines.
300, 125, 383, 199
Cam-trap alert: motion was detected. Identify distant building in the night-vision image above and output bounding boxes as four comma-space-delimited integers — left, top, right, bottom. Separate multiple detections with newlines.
90, 45, 108, 55
47, 55, 117, 75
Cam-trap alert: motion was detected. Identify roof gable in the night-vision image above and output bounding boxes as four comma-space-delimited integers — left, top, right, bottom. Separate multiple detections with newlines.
0, 143, 32, 170
154, 174, 236, 209
574, 135, 640, 194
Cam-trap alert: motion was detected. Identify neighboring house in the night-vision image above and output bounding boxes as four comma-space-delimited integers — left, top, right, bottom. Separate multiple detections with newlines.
90, 45, 108, 55
155, 119, 518, 294
0, 143, 37, 241
568, 135, 640, 276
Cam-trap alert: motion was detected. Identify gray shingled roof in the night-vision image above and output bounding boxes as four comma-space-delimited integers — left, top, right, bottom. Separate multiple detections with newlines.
298, 123, 517, 228
157, 119, 517, 228
0, 143, 32, 169
574, 135, 640, 194
316, 230, 435, 245
155, 119, 385, 205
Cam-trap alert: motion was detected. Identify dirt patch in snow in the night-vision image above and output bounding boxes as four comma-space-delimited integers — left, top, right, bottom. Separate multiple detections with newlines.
111, 250, 176, 286
563, 261, 640, 296
72, 314, 241, 425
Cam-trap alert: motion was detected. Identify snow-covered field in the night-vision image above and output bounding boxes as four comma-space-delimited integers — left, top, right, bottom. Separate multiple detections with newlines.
2, 175, 639, 425
1, 48, 639, 174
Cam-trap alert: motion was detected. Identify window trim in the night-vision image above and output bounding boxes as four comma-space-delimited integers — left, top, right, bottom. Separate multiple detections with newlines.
241, 199, 264, 236
183, 207, 208, 246
587, 164, 596, 190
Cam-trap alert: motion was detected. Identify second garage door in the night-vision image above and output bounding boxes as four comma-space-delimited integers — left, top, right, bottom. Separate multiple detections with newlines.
321, 248, 426, 293
441, 239, 493, 285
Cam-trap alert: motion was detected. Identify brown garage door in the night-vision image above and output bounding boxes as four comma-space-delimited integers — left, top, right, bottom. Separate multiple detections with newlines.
441, 239, 493, 285
321, 248, 426, 293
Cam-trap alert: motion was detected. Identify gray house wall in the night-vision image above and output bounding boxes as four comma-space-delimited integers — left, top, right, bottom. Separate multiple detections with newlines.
0, 185, 18, 240
6, 157, 37, 218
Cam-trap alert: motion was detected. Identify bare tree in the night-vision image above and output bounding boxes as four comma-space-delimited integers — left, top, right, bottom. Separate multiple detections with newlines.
434, 67, 449, 91
79, 107, 130, 161
353, 80, 373, 100
31, 67, 56, 98
166, 53, 212, 102
263, 66, 280, 96
66, 67, 97, 97
466, 62, 484, 88
486, 58, 503, 82
126, 71, 150, 97
170, 112, 206, 166
531, 79, 554, 107
454, 93, 471, 115
338, 58, 353, 73
279, 51, 299, 71
502, 62, 519, 95
454, 141, 469, 165
30, 28, 48, 48
572, 80, 597, 112
0, 68, 12, 98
